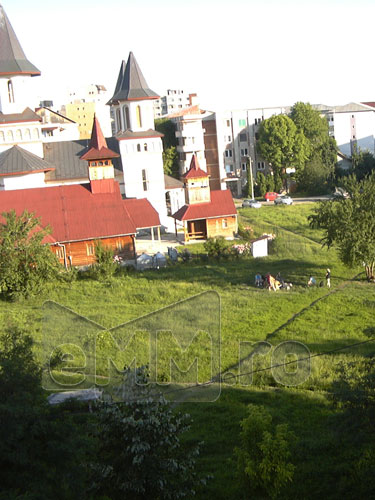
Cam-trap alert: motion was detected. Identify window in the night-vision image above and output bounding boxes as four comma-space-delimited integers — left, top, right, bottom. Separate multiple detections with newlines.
255, 118, 262, 125
257, 162, 265, 170
7, 80, 14, 103
25, 129, 31, 140
136, 106, 142, 127
144, 143, 148, 151
117, 241, 123, 250
225, 149, 232, 158
116, 109, 122, 131
142, 169, 148, 191
16, 129, 22, 141
222, 218, 228, 229
239, 119, 246, 127
241, 148, 248, 156
86, 244, 95, 256
242, 163, 247, 171
255, 133, 259, 140
7, 130, 13, 142
137, 144, 141, 152
125, 106, 130, 129
239, 132, 247, 142
226, 119, 230, 127
0, 131, 4, 142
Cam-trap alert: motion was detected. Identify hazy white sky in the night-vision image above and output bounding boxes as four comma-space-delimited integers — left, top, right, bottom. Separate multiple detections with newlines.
6, 0, 375, 111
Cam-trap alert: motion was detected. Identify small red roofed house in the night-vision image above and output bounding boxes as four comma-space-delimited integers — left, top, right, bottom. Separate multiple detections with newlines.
0, 116, 161, 267
172, 155, 237, 242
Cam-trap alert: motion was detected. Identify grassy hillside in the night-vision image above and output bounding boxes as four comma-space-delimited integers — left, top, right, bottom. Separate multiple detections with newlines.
2, 202, 374, 498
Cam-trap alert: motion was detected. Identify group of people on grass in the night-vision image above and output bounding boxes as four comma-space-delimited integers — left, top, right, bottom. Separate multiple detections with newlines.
254, 272, 292, 291
255, 268, 331, 291
307, 268, 331, 288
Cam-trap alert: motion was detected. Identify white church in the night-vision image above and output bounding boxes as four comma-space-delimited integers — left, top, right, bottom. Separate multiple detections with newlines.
0, 4, 185, 231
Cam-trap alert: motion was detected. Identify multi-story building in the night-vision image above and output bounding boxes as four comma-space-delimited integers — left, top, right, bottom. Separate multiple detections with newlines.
61, 84, 112, 139
154, 90, 198, 118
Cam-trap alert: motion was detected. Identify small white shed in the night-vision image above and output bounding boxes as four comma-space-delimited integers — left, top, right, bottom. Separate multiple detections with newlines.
251, 236, 269, 258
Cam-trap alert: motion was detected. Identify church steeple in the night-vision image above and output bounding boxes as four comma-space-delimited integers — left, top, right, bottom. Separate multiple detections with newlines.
0, 4, 40, 77
108, 52, 159, 104
182, 155, 211, 205
81, 115, 119, 194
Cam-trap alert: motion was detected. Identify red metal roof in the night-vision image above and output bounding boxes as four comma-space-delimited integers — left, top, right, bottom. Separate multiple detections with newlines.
123, 198, 160, 229
183, 155, 208, 180
0, 183, 136, 243
80, 116, 119, 161
172, 190, 237, 221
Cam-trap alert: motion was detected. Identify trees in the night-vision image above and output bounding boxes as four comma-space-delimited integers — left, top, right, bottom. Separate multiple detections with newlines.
257, 114, 311, 178
309, 173, 375, 279
0, 210, 61, 299
92, 366, 203, 499
155, 118, 180, 178
0, 323, 92, 498
351, 147, 375, 181
290, 102, 337, 192
235, 404, 295, 499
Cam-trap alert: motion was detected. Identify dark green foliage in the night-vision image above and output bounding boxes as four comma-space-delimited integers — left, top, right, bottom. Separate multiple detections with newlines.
257, 114, 310, 177
155, 118, 178, 149
351, 147, 375, 181
265, 173, 275, 193
0, 210, 61, 300
290, 103, 337, 194
309, 173, 375, 279
234, 404, 295, 499
90, 240, 117, 280
203, 237, 229, 258
162, 145, 180, 177
0, 323, 92, 499
273, 171, 283, 193
92, 367, 203, 499
255, 172, 267, 197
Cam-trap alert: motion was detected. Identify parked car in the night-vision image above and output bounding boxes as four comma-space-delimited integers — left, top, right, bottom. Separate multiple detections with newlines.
274, 195, 293, 205
265, 192, 278, 202
242, 199, 261, 208
333, 187, 349, 199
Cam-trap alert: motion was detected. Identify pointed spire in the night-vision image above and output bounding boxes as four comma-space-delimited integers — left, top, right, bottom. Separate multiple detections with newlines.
0, 4, 41, 77
183, 154, 209, 179
108, 52, 159, 104
80, 115, 119, 161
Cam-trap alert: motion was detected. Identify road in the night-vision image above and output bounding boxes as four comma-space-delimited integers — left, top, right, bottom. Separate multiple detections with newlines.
234, 195, 331, 208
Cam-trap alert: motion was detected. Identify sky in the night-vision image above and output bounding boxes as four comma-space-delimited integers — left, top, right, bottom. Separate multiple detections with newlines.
5, 0, 375, 111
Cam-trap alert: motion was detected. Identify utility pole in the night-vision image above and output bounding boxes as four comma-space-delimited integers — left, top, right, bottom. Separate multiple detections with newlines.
247, 155, 254, 199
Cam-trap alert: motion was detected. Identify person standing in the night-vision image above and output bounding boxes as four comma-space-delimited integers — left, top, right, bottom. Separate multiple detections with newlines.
326, 268, 331, 288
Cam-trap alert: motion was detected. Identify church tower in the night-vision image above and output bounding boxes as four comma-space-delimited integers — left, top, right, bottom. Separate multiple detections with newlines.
80, 115, 119, 194
0, 4, 41, 114
108, 52, 168, 227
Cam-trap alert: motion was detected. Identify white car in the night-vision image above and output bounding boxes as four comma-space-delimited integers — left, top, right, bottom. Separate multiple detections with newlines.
242, 199, 261, 208
274, 195, 293, 205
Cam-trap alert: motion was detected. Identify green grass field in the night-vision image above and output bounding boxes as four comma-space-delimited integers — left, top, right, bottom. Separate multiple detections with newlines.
2, 202, 374, 498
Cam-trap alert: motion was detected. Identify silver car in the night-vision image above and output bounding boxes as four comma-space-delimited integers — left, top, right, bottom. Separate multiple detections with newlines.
274, 195, 293, 205
242, 199, 261, 208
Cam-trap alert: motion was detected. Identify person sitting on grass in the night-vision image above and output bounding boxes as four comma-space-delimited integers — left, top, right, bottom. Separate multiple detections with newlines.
255, 273, 262, 287
307, 276, 316, 287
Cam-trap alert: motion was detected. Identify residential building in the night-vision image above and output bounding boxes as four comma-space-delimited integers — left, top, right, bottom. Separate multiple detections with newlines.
154, 89, 198, 118
61, 84, 112, 139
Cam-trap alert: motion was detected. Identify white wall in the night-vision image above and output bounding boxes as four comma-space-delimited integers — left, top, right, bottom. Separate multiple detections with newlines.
0, 76, 39, 114
2, 171, 45, 190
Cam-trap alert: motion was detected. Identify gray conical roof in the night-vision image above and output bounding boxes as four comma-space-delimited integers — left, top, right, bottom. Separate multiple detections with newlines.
108, 52, 158, 104
0, 4, 41, 76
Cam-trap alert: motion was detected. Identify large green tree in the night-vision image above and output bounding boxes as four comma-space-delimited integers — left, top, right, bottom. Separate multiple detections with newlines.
0, 210, 61, 299
257, 114, 311, 177
290, 102, 337, 191
309, 173, 375, 279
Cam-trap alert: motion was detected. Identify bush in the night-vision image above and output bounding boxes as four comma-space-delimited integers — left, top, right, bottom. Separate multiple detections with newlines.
238, 223, 254, 241
89, 241, 117, 280
203, 237, 229, 259
0, 210, 61, 300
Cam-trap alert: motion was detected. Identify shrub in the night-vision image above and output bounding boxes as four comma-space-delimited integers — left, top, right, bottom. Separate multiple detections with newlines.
90, 241, 117, 280
203, 237, 229, 259
238, 223, 254, 241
